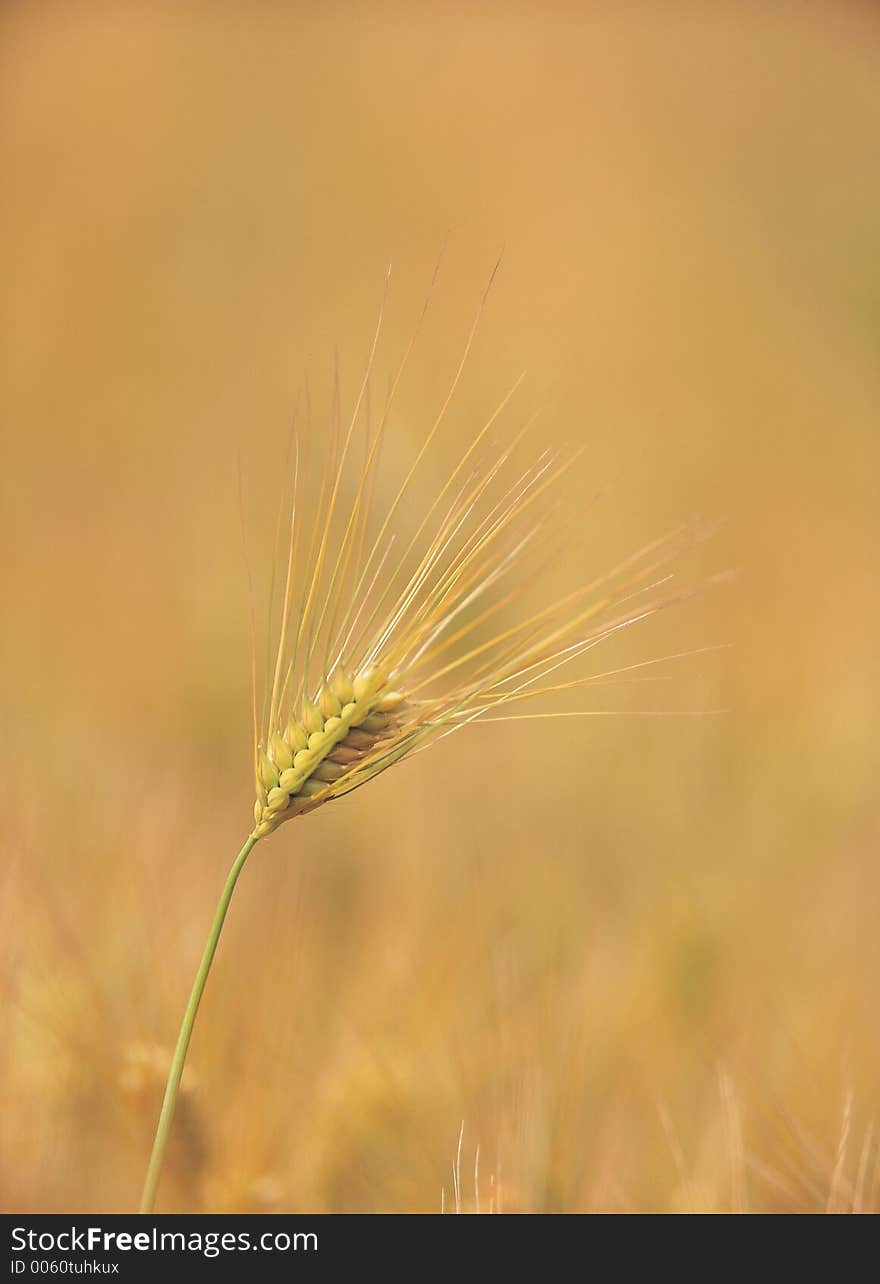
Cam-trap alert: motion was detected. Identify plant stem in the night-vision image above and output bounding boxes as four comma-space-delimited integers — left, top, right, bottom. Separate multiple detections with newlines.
139, 831, 260, 1214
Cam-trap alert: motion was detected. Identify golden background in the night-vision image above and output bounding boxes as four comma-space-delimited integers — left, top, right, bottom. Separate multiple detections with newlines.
2, 2, 878, 1212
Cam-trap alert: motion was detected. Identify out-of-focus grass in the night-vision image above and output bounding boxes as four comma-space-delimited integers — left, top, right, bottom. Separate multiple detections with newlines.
2, 2, 879, 1212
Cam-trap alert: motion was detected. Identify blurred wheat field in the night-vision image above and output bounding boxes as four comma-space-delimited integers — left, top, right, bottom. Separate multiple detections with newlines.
2, 2, 879, 1213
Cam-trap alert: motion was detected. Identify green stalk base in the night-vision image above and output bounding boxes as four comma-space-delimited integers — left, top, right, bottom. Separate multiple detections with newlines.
139, 832, 259, 1214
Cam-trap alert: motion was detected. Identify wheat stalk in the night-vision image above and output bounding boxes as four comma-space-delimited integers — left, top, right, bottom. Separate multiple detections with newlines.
139, 268, 709, 1213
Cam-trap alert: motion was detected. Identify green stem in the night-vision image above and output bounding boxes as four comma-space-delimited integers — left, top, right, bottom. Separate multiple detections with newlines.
139, 831, 260, 1214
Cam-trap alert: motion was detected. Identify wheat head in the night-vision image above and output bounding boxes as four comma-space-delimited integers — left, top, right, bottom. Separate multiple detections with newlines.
249, 268, 706, 840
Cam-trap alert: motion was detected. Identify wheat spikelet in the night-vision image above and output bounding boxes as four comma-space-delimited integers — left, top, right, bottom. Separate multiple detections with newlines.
248, 266, 714, 841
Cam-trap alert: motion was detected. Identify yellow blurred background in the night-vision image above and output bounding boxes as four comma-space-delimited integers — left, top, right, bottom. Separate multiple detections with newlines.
2, 1, 879, 1212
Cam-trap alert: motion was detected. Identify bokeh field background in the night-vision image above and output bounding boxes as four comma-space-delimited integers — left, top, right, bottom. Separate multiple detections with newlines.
2, 2, 879, 1212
